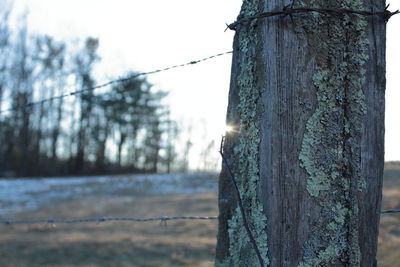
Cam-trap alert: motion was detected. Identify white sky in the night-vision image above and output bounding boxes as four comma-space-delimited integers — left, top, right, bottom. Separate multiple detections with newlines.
11, 0, 400, 162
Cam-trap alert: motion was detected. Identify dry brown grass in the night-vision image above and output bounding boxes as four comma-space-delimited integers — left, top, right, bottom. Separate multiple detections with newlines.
0, 165, 399, 266
377, 163, 400, 267
0, 193, 218, 267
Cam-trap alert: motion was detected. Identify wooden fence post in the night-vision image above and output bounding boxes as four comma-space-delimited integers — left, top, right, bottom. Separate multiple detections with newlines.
216, 0, 387, 266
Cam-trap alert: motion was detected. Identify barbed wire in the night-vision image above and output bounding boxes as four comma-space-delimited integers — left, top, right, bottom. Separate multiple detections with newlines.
381, 209, 400, 214
0, 51, 233, 114
0, 207, 398, 227
227, 4, 399, 30
0, 215, 218, 225
0, 209, 398, 226
219, 136, 265, 267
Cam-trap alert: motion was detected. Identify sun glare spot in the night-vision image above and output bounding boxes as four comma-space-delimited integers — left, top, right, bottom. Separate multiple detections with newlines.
225, 125, 235, 133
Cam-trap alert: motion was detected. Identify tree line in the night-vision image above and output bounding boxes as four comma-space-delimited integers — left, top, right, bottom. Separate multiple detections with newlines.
0, 6, 185, 177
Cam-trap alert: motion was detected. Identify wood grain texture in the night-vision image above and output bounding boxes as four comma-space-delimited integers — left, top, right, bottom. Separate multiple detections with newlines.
216, 0, 386, 265
258, 1, 318, 265
216, 32, 242, 263
359, 0, 386, 265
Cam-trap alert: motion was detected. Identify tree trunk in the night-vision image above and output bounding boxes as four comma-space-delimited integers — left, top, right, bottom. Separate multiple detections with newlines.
51, 97, 64, 171
216, 0, 386, 266
117, 132, 126, 168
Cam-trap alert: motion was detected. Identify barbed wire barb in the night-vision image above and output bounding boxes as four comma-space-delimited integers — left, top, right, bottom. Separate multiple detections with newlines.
0, 51, 233, 114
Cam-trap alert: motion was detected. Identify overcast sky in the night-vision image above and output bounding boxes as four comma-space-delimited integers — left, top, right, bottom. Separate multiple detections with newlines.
11, 0, 400, 162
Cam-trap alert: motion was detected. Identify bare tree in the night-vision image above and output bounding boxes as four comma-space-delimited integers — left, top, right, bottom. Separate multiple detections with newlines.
10, 21, 35, 176
181, 122, 193, 173
0, 0, 10, 112
73, 37, 99, 173
164, 111, 179, 173
0, 1, 11, 174
34, 36, 66, 173
216, 0, 386, 266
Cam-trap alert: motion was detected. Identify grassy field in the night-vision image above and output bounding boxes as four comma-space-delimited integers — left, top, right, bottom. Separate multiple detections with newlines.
0, 165, 399, 267
377, 162, 400, 267
0, 192, 218, 267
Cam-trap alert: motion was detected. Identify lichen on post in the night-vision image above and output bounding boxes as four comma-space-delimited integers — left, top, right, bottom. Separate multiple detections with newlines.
298, 0, 369, 265
217, 0, 386, 265
216, 0, 269, 266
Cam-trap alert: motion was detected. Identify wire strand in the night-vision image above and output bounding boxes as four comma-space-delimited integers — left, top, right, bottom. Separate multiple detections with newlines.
381, 209, 400, 214
227, 5, 399, 30
0, 216, 218, 225
0, 51, 233, 114
1, 208, 399, 226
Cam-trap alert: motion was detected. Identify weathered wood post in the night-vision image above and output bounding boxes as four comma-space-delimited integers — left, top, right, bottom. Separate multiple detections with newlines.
216, 0, 391, 266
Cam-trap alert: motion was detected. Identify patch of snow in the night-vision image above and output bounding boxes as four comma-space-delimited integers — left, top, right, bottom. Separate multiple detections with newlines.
0, 173, 217, 217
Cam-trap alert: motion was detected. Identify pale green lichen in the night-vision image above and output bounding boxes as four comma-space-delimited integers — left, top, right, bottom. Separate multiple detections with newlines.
298, 0, 369, 266
224, 0, 269, 266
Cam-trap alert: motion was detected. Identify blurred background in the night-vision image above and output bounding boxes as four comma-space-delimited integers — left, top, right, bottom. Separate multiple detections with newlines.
0, 1, 399, 266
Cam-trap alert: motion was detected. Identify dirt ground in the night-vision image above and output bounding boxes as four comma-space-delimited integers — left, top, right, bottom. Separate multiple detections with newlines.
0, 165, 399, 267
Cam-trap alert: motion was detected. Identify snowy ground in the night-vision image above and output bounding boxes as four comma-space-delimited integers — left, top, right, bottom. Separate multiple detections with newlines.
0, 173, 218, 218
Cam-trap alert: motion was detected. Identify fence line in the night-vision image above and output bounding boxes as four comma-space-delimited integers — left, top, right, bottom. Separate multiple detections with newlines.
0, 51, 233, 114
0, 215, 218, 225
1, 208, 398, 226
